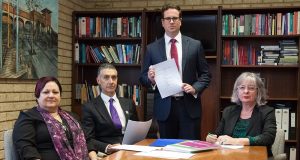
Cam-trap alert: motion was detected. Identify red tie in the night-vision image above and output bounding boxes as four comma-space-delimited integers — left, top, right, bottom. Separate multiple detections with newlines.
170, 39, 179, 70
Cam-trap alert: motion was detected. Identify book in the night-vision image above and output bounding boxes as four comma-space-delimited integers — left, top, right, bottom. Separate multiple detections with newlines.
150, 139, 185, 147
164, 140, 219, 153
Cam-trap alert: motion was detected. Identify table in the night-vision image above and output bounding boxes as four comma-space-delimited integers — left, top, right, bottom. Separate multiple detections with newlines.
102, 139, 268, 160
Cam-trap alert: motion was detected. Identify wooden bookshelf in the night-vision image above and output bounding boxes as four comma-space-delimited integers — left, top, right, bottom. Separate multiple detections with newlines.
71, 7, 299, 159
217, 6, 300, 159
72, 10, 146, 121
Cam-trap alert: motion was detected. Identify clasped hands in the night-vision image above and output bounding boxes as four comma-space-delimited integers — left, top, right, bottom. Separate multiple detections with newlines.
147, 66, 196, 95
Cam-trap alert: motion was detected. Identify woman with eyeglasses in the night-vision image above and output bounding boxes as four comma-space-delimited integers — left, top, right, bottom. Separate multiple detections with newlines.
206, 72, 276, 156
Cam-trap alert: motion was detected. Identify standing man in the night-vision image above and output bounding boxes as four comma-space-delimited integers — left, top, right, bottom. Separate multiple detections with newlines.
82, 63, 138, 160
139, 4, 211, 140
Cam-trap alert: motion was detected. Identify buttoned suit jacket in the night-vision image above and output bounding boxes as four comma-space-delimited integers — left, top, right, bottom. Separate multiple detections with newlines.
139, 35, 211, 121
82, 96, 137, 153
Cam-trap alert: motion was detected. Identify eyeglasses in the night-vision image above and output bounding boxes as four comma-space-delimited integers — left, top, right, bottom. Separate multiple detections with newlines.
237, 85, 257, 92
162, 17, 181, 22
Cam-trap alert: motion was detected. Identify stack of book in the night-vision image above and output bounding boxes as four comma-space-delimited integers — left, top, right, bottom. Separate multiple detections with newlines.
278, 40, 298, 66
258, 45, 281, 65
163, 140, 219, 153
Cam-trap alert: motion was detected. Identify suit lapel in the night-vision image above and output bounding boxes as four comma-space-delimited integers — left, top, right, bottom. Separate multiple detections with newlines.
246, 106, 259, 134
228, 106, 242, 134
181, 36, 189, 71
94, 96, 114, 125
118, 97, 130, 122
158, 38, 167, 61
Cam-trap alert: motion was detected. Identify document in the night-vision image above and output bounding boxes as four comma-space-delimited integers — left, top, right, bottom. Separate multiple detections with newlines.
111, 145, 161, 152
134, 150, 195, 159
221, 144, 244, 149
122, 119, 152, 145
153, 59, 182, 98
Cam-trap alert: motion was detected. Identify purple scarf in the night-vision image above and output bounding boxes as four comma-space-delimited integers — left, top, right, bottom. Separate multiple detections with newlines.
37, 106, 88, 160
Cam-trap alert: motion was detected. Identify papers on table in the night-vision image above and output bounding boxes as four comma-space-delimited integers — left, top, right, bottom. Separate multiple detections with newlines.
134, 150, 195, 159
153, 59, 182, 98
111, 145, 161, 152
221, 144, 244, 149
122, 119, 152, 145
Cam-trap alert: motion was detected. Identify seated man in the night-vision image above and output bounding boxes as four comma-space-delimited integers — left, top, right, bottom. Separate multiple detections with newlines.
82, 63, 138, 160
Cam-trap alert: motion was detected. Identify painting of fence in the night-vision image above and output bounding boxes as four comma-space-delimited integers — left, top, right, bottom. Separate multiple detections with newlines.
0, 0, 58, 79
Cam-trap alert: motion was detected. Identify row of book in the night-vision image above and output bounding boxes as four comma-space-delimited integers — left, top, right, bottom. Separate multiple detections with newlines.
274, 103, 296, 140
75, 83, 141, 106
75, 43, 141, 64
222, 40, 257, 65
222, 11, 300, 36
222, 40, 299, 66
75, 16, 142, 38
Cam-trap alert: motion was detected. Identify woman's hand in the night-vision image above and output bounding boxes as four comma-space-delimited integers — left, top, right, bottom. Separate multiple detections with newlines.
206, 133, 218, 143
217, 135, 237, 145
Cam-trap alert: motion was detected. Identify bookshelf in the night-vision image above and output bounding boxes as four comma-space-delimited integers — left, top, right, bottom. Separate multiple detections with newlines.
217, 6, 300, 159
71, 11, 146, 121
71, 7, 299, 159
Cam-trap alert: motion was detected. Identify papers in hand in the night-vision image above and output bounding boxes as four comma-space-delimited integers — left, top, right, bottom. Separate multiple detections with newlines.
122, 119, 152, 145
153, 59, 183, 98
163, 140, 219, 153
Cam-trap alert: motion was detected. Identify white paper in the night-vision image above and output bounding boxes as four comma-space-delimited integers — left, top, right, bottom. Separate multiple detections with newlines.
134, 150, 195, 159
153, 59, 182, 98
111, 144, 161, 152
122, 119, 152, 145
221, 145, 244, 149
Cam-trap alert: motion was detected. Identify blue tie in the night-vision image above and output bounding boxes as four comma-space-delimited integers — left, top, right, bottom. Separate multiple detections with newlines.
109, 98, 122, 129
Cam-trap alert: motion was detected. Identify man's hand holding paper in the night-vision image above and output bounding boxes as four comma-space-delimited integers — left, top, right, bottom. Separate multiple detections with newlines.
152, 59, 183, 98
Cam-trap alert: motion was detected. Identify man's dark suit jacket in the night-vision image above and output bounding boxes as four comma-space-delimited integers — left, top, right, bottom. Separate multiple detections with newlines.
139, 35, 211, 121
82, 95, 138, 153
214, 105, 276, 156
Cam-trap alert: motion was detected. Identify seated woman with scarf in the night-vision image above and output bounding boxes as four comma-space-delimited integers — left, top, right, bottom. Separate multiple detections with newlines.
13, 76, 89, 160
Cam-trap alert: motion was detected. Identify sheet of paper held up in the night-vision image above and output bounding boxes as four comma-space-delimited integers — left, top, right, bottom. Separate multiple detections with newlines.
153, 59, 182, 98
122, 119, 152, 145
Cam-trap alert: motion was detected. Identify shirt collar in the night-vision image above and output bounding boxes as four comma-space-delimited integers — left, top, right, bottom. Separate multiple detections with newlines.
101, 92, 117, 103
164, 32, 182, 44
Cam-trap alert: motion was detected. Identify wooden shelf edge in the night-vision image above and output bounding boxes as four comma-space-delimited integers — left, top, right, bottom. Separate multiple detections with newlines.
76, 63, 141, 67
75, 37, 142, 41
220, 97, 299, 101
221, 65, 299, 68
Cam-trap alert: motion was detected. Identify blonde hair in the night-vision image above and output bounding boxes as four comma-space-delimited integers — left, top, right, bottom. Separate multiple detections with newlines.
231, 72, 268, 106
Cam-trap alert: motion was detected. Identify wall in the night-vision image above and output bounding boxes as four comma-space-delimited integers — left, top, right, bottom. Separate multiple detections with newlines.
0, 0, 299, 159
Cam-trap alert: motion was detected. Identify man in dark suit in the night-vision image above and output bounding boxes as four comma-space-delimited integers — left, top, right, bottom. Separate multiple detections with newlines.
139, 4, 211, 140
82, 63, 137, 160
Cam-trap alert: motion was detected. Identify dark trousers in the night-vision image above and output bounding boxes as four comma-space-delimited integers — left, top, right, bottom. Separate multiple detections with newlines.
158, 97, 200, 140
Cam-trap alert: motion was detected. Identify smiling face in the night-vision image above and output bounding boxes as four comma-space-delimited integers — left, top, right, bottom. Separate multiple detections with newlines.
161, 8, 182, 38
37, 81, 61, 112
97, 68, 118, 97
237, 79, 257, 106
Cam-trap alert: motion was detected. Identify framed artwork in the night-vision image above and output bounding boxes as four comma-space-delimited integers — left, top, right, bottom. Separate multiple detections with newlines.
0, 0, 58, 79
